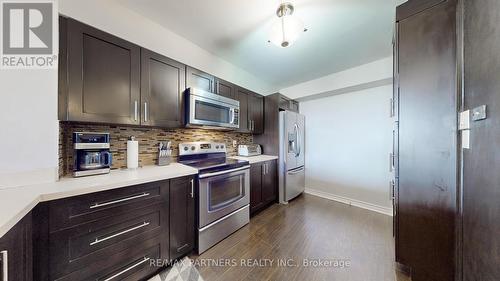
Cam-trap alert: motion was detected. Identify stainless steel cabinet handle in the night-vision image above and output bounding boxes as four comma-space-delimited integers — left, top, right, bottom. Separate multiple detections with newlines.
134, 100, 138, 121
389, 153, 394, 172
1, 250, 7, 281
390, 180, 395, 201
102, 256, 150, 281
90, 221, 150, 246
190, 179, 194, 198
90, 192, 150, 209
389, 98, 395, 117
144, 102, 148, 122
262, 163, 266, 175
177, 243, 190, 253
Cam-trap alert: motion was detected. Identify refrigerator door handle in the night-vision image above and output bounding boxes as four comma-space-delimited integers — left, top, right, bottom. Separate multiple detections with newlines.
296, 123, 301, 157
288, 166, 305, 175
294, 123, 300, 157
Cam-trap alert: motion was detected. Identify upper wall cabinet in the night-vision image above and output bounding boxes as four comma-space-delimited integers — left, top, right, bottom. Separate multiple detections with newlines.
186, 67, 215, 93
215, 78, 236, 99
248, 93, 264, 134
59, 17, 141, 125
279, 95, 299, 113
141, 49, 186, 127
235, 87, 249, 132
59, 17, 185, 128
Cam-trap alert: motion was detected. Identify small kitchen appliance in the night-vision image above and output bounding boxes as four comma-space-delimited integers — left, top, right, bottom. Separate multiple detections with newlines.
73, 132, 112, 177
178, 142, 250, 254
238, 144, 262, 157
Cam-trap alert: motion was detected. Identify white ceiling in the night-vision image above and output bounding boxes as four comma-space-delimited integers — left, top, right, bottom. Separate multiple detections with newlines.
116, 0, 396, 90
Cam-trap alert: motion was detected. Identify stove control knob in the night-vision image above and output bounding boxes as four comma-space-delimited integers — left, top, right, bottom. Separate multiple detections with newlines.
215, 145, 220, 149
183, 146, 188, 151
191, 146, 196, 151
221, 145, 224, 149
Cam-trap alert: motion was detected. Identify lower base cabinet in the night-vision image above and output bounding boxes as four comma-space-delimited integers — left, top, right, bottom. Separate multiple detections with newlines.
29, 175, 195, 281
250, 160, 277, 215
169, 176, 195, 261
0, 213, 32, 281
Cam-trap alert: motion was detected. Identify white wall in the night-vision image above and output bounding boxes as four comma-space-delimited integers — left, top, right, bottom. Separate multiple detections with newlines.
300, 85, 393, 213
59, 0, 275, 94
0, 69, 59, 188
279, 57, 394, 214
280, 57, 392, 100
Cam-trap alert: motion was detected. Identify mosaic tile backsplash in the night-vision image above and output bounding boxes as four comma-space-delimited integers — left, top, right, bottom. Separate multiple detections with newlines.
59, 122, 253, 177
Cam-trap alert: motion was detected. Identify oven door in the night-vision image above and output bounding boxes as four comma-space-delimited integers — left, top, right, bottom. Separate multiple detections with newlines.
198, 166, 250, 227
187, 89, 239, 129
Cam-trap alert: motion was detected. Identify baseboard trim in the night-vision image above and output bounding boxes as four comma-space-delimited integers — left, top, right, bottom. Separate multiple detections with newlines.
304, 188, 393, 216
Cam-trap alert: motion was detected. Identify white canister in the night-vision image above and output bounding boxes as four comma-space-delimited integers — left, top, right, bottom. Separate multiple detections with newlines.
127, 137, 139, 169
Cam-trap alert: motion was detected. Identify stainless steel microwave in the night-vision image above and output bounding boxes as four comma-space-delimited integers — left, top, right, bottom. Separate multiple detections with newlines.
186, 88, 240, 130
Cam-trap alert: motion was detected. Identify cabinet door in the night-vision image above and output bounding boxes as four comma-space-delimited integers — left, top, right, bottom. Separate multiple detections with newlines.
215, 78, 236, 99
141, 48, 186, 128
0, 213, 32, 281
235, 88, 249, 132
65, 18, 141, 124
169, 176, 195, 260
262, 161, 277, 203
186, 67, 214, 93
248, 93, 264, 134
250, 163, 263, 214
279, 96, 299, 113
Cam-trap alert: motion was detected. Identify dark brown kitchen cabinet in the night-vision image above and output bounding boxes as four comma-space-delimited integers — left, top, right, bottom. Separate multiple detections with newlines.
186, 66, 214, 93
0, 213, 32, 281
395, 1, 457, 281
141, 48, 186, 128
215, 78, 236, 99
279, 95, 299, 113
235, 88, 249, 132
45, 180, 170, 281
235, 87, 264, 134
169, 176, 195, 261
261, 160, 277, 203
59, 17, 141, 125
248, 93, 264, 134
250, 163, 264, 214
250, 160, 277, 215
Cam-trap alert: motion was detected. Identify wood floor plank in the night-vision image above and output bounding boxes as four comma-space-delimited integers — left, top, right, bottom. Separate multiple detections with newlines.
191, 194, 401, 281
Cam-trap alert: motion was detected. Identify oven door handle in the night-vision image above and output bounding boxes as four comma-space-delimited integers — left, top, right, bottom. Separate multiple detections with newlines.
199, 165, 250, 179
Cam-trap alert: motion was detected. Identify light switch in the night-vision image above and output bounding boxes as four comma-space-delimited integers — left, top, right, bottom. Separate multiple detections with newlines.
232, 140, 237, 147
472, 105, 487, 121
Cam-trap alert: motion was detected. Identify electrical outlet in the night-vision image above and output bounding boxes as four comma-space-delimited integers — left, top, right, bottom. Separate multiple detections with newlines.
232, 140, 237, 147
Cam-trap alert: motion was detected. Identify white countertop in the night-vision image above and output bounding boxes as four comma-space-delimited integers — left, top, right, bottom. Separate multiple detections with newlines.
230, 155, 279, 164
0, 163, 198, 238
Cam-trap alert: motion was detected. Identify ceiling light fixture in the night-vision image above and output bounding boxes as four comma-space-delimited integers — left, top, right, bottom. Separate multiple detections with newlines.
268, 1, 307, 48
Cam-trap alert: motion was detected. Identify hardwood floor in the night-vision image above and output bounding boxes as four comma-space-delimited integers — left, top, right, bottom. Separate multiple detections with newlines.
191, 194, 402, 281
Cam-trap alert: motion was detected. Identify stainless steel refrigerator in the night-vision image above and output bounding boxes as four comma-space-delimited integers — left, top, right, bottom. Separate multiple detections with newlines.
279, 110, 305, 204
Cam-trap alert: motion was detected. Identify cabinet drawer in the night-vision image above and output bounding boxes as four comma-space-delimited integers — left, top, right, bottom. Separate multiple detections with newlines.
55, 238, 163, 281
49, 180, 168, 232
49, 204, 168, 279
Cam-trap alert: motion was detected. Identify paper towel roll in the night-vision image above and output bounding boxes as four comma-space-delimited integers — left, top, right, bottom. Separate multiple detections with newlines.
127, 140, 139, 169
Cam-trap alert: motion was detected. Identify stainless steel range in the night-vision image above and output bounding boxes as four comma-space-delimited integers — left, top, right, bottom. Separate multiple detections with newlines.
178, 142, 250, 254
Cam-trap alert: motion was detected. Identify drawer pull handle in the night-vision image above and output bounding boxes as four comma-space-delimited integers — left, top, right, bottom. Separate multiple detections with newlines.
1, 250, 7, 281
177, 243, 190, 253
102, 256, 150, 281
90, 192, 150, 209
90, 221, 150, 246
